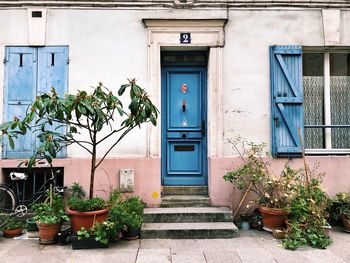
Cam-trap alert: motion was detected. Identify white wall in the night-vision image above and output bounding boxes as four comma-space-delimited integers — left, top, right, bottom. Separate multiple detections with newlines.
0, 8, 349, 158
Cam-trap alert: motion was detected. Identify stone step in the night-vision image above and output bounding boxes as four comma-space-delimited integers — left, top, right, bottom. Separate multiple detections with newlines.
162, 186, 208, 195
161, 195, 211, 207
141, 222, 239, 239
143, 207, 232, 223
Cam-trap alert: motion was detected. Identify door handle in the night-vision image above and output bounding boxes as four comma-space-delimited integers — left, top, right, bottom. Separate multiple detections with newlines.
201, 120, 205, 137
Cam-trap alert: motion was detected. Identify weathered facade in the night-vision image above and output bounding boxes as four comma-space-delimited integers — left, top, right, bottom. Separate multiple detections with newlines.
0, 0, 350, 207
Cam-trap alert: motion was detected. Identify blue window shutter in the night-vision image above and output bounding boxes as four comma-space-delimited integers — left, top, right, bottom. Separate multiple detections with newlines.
270, 45, 303, 157
38, 46, 69, 158
3, 47, 37, 158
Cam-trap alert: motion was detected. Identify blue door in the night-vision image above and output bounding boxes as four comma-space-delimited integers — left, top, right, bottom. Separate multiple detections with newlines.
161, 62, 207, 185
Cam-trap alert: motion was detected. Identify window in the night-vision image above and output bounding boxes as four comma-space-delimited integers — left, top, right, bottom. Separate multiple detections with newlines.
303, 52, 350, 153
3, 46, 68, 158
270, 45, 350, 157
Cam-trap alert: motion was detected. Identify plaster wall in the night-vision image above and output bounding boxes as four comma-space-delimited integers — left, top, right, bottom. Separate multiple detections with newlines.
0, 8, 349, 206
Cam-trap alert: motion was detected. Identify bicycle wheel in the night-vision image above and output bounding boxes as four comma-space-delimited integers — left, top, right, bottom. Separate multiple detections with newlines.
0, 185, 17, 214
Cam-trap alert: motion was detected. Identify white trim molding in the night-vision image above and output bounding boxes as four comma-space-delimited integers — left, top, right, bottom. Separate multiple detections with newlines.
143, 19, 227, 158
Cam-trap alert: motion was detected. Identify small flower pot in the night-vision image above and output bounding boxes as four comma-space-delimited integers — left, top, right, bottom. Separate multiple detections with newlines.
3, 228, 23, 238
36, 222, 61, 245
342, 214, 350, 233
122, 228, 141, 240
26, 218, 39, 232
259, 205, 290, 232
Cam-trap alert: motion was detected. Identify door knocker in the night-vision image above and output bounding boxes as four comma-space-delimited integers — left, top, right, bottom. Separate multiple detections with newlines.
180, 84, 188, 93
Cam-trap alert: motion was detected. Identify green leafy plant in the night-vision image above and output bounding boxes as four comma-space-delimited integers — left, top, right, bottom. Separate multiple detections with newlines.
330, 192, 350, 221
70, 182, 86, 199
223, 138, 298, 209
109, 196, 145, 231
77, 221, 116, 245
0, 216, 24, 231
283, 165, 331, 250
68, 196, 107, 212
0, 79, 159, 199
32, 193, 69, 225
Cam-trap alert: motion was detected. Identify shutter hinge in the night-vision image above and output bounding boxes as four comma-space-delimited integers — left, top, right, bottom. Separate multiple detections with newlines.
67, 58, 70, 64
3, 58, 8, 64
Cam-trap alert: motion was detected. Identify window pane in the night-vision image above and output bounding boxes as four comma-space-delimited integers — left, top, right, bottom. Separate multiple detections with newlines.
330, 53, 350, 148
303, 53, 324, 76
303, 53, 324, 149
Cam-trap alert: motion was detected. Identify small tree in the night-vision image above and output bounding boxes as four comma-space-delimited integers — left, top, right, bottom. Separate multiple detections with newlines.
0, 79, 158, 199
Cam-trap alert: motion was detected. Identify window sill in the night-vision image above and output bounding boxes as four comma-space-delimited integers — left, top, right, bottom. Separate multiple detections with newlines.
305, 149, 350, 155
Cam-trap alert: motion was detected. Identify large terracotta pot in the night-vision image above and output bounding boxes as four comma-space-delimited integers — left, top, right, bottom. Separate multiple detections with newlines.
3, 228, 23, 238
259, 205, 290, 231
66, 207, 109, 233
36, 222, 61, 244
342, 214, 350, 233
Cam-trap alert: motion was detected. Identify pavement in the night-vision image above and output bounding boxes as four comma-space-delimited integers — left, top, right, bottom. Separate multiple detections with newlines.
0, 227, 350, 263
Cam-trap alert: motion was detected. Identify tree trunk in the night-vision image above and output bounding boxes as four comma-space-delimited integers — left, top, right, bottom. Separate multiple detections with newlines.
89, 132, 97, 199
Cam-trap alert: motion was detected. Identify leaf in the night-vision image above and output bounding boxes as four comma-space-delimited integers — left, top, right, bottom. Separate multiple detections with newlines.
83, 103, 94, 115
0, 121, 13, 130
129, 98, 139, 116
150, 116, 157, 126
117, 107, 124, 116
8, 136, 15, 149
78, 104, 87, 115
44, 154, 52, 164
28, 155, 36, 168
118, 84, 129, 96
10, 121, 18, 130
48, 143, 56, 158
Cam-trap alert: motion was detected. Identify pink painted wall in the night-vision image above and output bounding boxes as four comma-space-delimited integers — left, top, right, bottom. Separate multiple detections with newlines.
1, 156, 349, 209
0, 157, 162, 207
209, 156, 350, 210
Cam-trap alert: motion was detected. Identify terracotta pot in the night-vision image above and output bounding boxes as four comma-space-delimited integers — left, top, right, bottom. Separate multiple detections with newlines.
285, 219, 307, 231
342, 214, 350, 233
3, 228, 23, 238
259, 205, 290, 231
36, 222, 61, 244
66, 207, 109, 233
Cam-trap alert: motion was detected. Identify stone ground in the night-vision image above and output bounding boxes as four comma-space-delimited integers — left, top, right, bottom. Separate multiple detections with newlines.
0, 227, 349, 263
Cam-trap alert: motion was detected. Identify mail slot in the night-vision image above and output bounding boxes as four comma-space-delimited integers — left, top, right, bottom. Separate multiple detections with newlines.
174, 145, 194, 151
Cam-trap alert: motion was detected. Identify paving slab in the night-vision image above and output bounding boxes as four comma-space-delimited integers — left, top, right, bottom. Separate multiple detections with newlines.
204, 250, 243, 263
136, 249, 171, 263
172, 253, 207, 263
1, 227, 350, 263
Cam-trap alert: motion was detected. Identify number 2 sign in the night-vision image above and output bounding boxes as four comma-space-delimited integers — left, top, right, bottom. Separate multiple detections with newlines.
180, 33, 191, 44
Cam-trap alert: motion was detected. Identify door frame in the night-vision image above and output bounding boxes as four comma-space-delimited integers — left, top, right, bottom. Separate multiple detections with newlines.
161, 52, 208, 185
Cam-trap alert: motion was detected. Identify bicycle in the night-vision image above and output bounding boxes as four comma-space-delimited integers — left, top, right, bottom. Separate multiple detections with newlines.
0, 162, 64, 217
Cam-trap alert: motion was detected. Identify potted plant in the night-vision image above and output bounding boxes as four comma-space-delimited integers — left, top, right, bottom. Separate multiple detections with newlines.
32, 192, 69, 244
109, 196, 145, 240
71, 221, 116, 249
0, 214, 24, 238
223, 138, 298, 231
282, 164, 331, 250
0, 79, 158, 233
66, 182, 109, 233
331, 192, 350, 232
